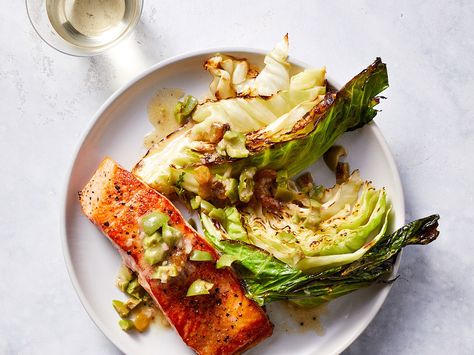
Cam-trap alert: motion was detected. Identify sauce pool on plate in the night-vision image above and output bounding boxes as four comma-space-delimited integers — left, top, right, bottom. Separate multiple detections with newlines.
144, 88, 184, 149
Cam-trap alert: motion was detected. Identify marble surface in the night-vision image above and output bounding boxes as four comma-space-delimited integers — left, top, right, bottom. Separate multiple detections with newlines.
1, 0, 473, 354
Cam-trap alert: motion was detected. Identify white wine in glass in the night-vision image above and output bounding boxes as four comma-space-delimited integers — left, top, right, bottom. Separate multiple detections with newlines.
45, 0, 142, 53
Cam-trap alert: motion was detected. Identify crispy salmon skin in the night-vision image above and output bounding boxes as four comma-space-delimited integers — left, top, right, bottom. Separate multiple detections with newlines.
78, 158, 273, 355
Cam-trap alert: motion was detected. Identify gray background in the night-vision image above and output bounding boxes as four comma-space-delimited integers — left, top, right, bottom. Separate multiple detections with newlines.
1, 0, 472, 354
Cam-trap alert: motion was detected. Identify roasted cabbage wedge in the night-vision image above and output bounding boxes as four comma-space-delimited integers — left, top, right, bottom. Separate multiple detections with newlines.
133, 58, 387, 202
197, 169, 390, 268
237, 171, 391, 272
198, 165, 438, 306
201, 212, 440, 306
200, 58, 388, 177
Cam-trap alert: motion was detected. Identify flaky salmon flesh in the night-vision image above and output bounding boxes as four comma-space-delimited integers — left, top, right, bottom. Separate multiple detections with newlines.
78, 158, 273, 355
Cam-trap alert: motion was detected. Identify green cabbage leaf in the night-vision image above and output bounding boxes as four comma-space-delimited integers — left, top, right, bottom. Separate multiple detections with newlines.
201, 212, 440, 306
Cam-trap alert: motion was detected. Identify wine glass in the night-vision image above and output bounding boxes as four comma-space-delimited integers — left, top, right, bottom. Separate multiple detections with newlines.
26, 0, 144, 56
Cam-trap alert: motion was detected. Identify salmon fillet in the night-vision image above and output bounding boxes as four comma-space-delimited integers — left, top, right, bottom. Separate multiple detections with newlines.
79, 158, 273, 355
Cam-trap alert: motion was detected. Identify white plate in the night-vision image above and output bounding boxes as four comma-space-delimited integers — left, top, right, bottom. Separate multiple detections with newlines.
61, 49, 405, 355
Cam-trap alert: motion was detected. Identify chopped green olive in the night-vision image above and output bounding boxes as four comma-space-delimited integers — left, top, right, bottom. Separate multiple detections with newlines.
274, 185, 296, 202
162, 224, 182, 247
190, 195, 202, 210
224, 178, 238, 202
186, 279, 214, 296
182, 95, 199, 116
152, 264, 179, 281
238, 167, 257, 203
119, 319, 135, 331
200, 200, 216, 213
224, 207, 248, 241
213, 175, 238, 203
144, 243, 168, 265
112, 300, 130, 318
216, 254, 238, 269
174, 101, 185, 124
275, 170, 297, 202
142, 232, 162, 248
216, 131, 249, 158
141, 211, 169, 235
126, 279, 143, 299
116, 265, 133, 292
174, 95, 198, 124
124, 297, 142, 311
189, 250, 214, 261
208, 207, 227, 223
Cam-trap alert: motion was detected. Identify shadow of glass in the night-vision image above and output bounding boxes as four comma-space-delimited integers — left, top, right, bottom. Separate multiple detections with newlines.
84, 21, 163, 94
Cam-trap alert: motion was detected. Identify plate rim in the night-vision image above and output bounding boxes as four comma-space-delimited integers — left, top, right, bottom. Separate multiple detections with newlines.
60, 47, 406, 355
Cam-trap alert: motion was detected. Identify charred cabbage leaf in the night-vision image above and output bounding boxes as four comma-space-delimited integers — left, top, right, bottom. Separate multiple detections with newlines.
191, 85, 325, 136
205, 35, 291, 98
201, 213, 439, 305
253, 34, 291, 96
204, 58, 388, 178
205, 54, 258, 99
134, 58, 387, 201
238, 171, 392, 272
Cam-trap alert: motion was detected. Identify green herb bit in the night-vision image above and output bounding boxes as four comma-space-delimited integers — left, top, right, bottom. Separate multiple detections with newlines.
186, 279, 214, 296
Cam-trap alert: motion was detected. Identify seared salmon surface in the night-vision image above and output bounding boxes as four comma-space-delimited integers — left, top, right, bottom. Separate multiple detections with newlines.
79, 158, 273, 355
